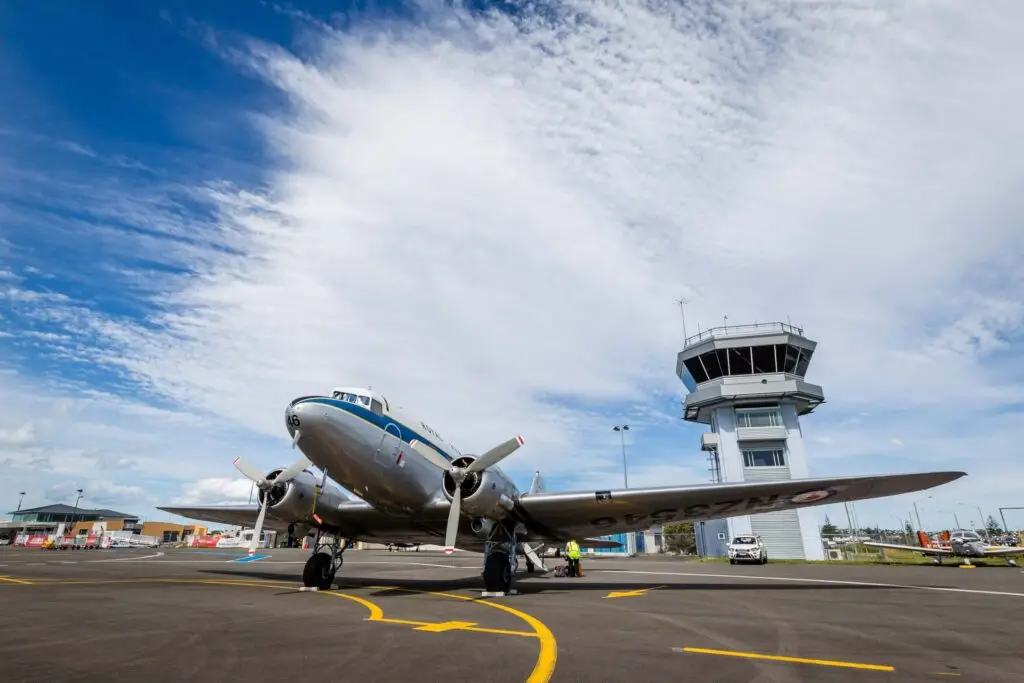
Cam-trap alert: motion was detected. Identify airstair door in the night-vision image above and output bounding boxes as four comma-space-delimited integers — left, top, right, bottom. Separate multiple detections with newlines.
375, 423, 403, 469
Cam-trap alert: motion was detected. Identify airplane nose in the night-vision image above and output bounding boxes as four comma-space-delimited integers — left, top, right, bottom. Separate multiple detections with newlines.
286, 397, 324, 438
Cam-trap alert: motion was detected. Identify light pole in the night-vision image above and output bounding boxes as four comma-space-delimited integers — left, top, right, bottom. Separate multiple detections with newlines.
912, 495, 931, 531
612, 425, 630, 488
70, 489, 83, 534
17, 492, 25, 511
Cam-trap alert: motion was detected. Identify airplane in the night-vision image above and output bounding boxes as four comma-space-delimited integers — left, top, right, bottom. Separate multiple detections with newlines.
864, 529, 1024, 567
159, 386, 966, 594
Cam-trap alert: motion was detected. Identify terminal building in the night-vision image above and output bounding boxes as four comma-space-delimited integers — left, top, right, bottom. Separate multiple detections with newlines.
677, 321, 826, 560
1, 504, 207, 544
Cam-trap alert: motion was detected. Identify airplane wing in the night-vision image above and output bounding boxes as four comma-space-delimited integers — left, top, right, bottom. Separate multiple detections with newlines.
159, 500, 622, 550
158, 505, 295, 531
514, 471, 965, 541
861, 541, 954, 556
980, 546, 1024, 557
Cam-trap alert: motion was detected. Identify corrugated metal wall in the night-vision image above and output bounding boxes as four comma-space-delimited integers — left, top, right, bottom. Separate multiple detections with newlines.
744, 465, 806, 559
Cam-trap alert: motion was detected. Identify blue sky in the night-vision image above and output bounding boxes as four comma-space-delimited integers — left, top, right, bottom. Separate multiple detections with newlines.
1, 0, 1022, 533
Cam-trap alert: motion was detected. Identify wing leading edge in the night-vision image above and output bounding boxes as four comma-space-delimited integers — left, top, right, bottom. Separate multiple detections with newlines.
515, 471, 966, 541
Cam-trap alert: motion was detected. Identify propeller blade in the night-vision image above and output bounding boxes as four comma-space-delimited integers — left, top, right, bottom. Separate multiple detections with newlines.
444, 485, 462, 555
249, 497, 269, 556
466, 436, 525, 473
409, 439, 452, 471
233, 456, 267, 486
275, 454, 312, 483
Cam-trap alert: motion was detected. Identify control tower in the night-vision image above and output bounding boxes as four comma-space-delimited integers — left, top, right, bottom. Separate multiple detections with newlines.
677, 322, 826, 560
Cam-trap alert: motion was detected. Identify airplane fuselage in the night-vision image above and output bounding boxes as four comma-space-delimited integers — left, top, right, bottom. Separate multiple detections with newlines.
286, 390, 520, 523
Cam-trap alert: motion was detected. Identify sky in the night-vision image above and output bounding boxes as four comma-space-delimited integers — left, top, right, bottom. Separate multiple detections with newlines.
1, 0, 1022, 533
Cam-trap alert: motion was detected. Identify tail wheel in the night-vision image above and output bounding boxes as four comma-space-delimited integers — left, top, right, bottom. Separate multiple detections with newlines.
302, 552, 335, 590
484, 551, 511, 593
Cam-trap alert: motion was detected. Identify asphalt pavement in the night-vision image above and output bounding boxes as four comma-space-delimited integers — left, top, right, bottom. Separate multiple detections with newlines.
2, 546, 1022, 682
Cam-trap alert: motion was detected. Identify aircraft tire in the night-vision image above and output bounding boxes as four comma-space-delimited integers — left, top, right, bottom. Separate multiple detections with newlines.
484, 551, 512, 593
303, 552, 335, 590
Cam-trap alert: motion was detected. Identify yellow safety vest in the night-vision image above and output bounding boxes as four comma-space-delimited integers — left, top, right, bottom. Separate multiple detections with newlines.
566, 541, 581, 559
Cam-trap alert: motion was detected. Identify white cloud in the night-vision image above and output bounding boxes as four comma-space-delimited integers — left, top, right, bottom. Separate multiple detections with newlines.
0, 422, 35, 446
173, 477, 255, 505
1, 0, 1023, 528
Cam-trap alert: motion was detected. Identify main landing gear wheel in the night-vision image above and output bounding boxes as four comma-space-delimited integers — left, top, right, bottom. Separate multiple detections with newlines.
303, 552, 337, 590
484, 551, 512, 593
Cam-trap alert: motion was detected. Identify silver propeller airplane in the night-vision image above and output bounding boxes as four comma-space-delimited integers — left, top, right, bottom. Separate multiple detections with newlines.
160, 386, 966, 594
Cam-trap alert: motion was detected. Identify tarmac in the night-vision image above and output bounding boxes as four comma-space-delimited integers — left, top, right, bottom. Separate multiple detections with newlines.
2, 546, 1023, 682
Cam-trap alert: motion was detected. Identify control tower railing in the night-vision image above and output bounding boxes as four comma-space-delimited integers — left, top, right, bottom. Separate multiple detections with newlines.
683, 321, 804, 347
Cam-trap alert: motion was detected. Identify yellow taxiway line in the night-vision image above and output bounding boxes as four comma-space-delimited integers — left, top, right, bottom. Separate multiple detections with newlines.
0, 576, 557, 683
0, 576, 34, 585
675, 647, 895, 672
360, 585, 557, 683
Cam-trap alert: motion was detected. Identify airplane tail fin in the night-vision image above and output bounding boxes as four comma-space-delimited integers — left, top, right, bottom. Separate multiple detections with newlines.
940, 530, 951, 543
529, 470, 544, 495
917, 530, 933, 548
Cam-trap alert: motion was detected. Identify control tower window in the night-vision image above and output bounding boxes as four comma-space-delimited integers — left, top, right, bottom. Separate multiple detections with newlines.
683, 357, 709, 384
782, 345, 801, 374
795, 348, 813, 376
751, 345, 777, 373
736, 408, 782, 428
742, 448, 786, 467
727, 347, 753, 375
703, 350, 726, 380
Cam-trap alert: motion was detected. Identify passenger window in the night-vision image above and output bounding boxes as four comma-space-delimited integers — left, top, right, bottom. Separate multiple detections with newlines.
371, 400, 384, 416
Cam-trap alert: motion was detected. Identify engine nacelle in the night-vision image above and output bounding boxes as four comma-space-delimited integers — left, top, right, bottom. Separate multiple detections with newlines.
258, 468, 349, 528
442, 456, 518, 521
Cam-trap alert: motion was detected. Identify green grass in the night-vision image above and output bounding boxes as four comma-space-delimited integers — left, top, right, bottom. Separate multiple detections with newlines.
691, 548, 1013, 567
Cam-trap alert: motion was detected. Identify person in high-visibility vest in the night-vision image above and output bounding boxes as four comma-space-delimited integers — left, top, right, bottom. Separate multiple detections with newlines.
565, 540, 582, 577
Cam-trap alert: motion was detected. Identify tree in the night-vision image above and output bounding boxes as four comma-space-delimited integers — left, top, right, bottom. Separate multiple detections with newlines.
904, 521, 914, 536
986, 515, 1003, 535
821, 515, 838, 536
662, 522, 696, 555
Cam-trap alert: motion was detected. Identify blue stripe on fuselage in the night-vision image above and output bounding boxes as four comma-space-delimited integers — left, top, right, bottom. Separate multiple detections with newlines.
294, 397, 454, 462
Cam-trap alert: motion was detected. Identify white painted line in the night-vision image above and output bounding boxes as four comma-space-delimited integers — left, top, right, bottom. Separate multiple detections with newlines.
90, 552, 165, 563
595, 570, 1024, 599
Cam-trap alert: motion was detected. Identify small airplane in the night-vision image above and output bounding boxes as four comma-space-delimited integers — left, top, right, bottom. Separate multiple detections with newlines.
160, 386, 966, 594
865, 529, 1024, 566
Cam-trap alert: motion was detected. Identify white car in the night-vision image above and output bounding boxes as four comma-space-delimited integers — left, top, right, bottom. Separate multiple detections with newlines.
728, 535, 768, 564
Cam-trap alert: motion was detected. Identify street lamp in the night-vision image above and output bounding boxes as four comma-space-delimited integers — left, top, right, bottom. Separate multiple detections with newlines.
17, 492, 25, 511
70, 489, 83, 533
612, 425, 630, 488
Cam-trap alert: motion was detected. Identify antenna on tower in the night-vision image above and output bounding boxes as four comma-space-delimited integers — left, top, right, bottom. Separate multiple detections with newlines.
675, 297, 690, 342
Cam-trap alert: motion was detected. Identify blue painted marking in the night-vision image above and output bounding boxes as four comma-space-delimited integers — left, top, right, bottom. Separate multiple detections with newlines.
295, 397, 454, 461
233, 554, 268, 563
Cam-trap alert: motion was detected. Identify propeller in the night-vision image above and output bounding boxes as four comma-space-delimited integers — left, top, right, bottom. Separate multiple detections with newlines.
409, 435, 525, 554
233, 446, 312, 556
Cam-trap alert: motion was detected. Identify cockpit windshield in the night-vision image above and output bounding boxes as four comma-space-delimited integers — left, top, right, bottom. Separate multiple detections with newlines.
331, 390, 371, 408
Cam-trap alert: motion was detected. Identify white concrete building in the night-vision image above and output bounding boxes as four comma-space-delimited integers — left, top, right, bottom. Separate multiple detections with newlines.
677, 322, 826, 560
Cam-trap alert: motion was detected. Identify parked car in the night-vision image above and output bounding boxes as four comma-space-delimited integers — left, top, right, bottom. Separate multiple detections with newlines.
728, 535, 768, 564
